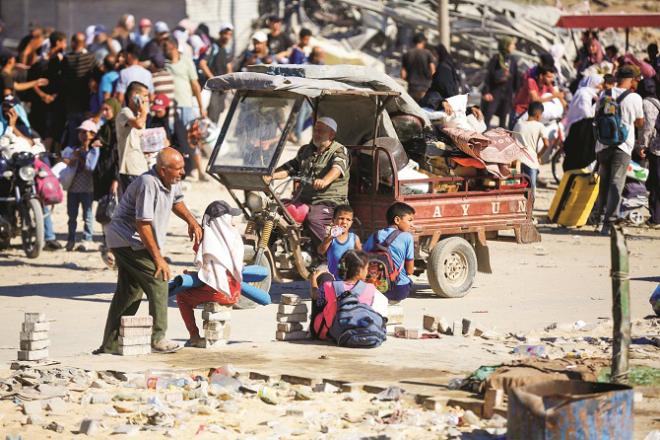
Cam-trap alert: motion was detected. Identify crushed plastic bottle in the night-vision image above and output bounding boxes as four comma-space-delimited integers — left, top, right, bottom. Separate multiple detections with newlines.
513, 345, 546, 358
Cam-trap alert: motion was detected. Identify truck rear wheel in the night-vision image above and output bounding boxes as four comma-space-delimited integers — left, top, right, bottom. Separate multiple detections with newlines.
426, 237, 477, 298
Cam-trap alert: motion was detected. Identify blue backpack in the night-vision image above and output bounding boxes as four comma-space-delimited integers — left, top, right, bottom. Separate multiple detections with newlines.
328, 281, 387, 348
593, 89, 631, 147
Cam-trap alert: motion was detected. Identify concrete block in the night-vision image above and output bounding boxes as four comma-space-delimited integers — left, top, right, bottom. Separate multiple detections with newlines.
451, 320, 463, 336
202, 310, 232, 322
22, 400, 42, 415
437, 317, 451, 334
483, 389, 504, 419
24, 312, 46, 323
20, 339, 50, 351
280, 294, 301, 305
340, 383, 364, 393
278, 303, 308, 315
203, 320, 230, 331
423, 315, 438, 331
276, 331, 308, 341
280, 374, 320, 387
79, 418, 100, 435
22, 321, 49, 332
387, 305, 404, 324
202, 302, 231, 313
204, 338, 228, 348
405, 328, 421, 339
118, 344, 151, 356
277, 322, 304, 332
313, 382, 339, 393
90, 393, 110, 404
276, 313, 307, 323
17, 349, 48, 361
119, 326, 151, 337
204, 323, 231, 341
393, 326, 406, 338
118, 335, 151, 346
112, 424, 140, 435
447, 397, 484, 417
423, 396, 449, 411
462, 318, 472, 336
26, 414, 46, 425
19, 331, 49, 342
120, 315, 153, 327
46, 397, 67, 415
473, 326, 486, 337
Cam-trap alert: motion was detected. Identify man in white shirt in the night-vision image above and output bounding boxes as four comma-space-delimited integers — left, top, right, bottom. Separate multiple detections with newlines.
594, 66, 644, 234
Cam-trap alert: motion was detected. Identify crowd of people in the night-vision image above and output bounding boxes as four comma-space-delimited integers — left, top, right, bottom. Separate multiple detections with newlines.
2, 14, 660, 352
0, 14, 329, 253
401, 31, 660, 232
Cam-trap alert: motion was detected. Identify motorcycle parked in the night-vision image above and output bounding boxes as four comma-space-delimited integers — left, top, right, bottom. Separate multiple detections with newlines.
0, 150, 45, 258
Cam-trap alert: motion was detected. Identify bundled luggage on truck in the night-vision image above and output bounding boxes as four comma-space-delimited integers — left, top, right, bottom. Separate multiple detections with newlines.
205, 65, 540, 300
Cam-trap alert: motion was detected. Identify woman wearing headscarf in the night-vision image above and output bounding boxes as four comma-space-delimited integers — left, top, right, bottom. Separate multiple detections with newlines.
562, 75, 603, 171
93, 97, 120, 201
482, 36, 519, 129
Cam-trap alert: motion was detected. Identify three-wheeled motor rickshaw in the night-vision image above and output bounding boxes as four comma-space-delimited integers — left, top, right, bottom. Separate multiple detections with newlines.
206, 65, 540, 303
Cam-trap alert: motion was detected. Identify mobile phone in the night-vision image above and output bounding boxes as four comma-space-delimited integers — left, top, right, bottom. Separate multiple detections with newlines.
132, 95, 143, 107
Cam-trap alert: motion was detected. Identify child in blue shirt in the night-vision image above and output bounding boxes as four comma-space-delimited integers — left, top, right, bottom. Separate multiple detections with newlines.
363, 202, 416, 303
317, 204, 362, 279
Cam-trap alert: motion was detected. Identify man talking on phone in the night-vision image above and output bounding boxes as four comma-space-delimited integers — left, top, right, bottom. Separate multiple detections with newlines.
116, 81, 150, 192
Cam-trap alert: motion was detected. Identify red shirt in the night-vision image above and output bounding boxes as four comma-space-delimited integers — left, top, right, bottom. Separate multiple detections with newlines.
513, 77, 555, 115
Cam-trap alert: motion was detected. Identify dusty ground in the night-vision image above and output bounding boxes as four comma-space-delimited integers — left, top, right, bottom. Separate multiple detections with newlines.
0, 154, 658, 438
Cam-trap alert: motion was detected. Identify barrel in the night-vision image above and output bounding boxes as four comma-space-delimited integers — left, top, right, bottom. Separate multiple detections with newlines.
508, 380, 633, 440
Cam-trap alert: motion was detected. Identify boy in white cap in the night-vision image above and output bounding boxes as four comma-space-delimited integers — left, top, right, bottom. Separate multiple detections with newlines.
271, 117, 350, 250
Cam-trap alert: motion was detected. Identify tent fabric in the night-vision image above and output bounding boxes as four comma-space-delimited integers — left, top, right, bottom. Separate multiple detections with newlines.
205, 64, 432, 128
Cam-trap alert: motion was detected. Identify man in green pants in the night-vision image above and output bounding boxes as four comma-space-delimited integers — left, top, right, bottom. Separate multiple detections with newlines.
97, 147, 202, 354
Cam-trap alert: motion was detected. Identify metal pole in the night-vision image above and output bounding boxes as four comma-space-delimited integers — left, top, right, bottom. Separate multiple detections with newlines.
610, 225, 631, 384
625, 28, 630, 53
438, 0, 450, 50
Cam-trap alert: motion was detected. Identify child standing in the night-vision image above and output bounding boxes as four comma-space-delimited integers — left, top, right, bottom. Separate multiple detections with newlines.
63, 119, 99, 251
363, 202, 416, 304
513, 101, 549, 195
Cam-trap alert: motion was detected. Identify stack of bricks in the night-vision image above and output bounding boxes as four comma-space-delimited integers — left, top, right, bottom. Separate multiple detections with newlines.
386, 304, 404, 333
276, 294, 308, 341
18, 313, 49, 361
119, 316, 152, 355
202, 302, 231, 348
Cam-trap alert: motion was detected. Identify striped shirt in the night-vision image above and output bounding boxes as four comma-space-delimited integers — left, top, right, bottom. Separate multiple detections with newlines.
152, 69, 176, 129
62, 51, 96, 113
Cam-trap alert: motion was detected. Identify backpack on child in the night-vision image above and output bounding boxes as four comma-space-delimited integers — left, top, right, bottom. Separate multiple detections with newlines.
593, 89, 631, 147
366, 230, 403, 295
313, 281, 386, 348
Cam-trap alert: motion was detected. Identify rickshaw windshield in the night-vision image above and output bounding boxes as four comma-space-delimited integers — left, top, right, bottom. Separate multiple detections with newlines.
210, 94, 297, 171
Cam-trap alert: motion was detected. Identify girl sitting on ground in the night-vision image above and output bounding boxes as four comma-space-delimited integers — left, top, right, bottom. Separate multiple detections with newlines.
311, 250, 388, 339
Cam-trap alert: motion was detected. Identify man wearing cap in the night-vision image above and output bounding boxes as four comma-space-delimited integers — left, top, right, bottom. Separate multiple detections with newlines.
140, 21, 169, 70
271, 117, 350, 248
116, 43, 153, 104
199, 23, 234, 122
98, 147, 203, 354
239, 32, 272, 71
594, 65, 645, 235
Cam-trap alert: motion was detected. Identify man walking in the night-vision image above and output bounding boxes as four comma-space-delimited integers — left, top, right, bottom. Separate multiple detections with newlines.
199, 23, 233, 123
98, 147, 202, 354
401, 33, 435, 102
594, 66, 644, 234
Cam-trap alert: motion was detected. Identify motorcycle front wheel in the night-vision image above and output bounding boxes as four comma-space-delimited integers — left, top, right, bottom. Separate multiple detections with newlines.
20, 198, 44, 258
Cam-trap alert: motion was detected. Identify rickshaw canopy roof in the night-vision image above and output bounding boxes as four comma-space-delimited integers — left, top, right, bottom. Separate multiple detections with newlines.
205, 64, 431, 127
555, 13, 660, 29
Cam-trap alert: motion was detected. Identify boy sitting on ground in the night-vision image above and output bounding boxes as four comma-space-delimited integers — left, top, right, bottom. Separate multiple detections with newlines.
363, 202, 416, 304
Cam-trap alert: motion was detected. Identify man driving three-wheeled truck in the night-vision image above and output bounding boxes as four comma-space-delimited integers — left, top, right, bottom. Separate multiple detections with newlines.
205, 65, 540, 307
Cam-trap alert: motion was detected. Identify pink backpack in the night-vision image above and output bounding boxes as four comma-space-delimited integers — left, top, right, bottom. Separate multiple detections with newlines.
34, 157, 64, 205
